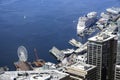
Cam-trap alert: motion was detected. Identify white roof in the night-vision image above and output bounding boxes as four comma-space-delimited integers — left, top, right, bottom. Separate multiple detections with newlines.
88, 33, 115, 42
0, 70, 69, 80
69, 62, 96, 71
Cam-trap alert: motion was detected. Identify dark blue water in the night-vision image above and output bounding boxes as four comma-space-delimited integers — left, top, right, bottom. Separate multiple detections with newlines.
0, 0, 120, 70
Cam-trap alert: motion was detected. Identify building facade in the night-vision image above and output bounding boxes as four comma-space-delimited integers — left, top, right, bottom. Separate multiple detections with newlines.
87, 33, 117, 80
115, 20, 120, 80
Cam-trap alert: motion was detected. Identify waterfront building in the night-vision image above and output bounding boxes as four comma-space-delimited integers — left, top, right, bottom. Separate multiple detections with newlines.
87, 31, 117, 80
75, 53, 87, 63
0, 70, 70, 80
115, 19, 120, 80
64, 62, 97, 80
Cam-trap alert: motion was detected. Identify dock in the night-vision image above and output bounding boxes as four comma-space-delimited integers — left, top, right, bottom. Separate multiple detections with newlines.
49, 46, 75, 61
49, 46, 65, 61
69, 39, 82, 47
74, 42, 88, 53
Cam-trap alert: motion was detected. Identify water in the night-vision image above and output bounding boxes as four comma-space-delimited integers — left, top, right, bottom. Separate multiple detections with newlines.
0, 0, 119, 70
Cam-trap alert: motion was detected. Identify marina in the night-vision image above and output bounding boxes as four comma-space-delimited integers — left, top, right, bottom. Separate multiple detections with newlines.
0, 6, 120, 80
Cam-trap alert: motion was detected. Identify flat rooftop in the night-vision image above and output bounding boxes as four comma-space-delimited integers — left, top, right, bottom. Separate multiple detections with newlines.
69, 62, 96, 71
88, 33, 116, 42
64, 62, 96, 78
0, 70, 69, 80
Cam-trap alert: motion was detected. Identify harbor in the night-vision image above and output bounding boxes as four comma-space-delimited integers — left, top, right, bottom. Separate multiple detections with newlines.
0, 7, 120, 80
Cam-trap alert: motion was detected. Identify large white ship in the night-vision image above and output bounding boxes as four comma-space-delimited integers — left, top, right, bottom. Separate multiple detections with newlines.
77, 12, 97, 36
106, 7, 120, 14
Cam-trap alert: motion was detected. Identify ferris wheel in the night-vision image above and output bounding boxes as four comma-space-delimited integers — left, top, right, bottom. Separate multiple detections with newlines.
17, 46, 28, 62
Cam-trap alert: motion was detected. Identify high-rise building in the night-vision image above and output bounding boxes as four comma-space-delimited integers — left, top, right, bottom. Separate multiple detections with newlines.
115, 19, 120, 80
87, 31, 117, 80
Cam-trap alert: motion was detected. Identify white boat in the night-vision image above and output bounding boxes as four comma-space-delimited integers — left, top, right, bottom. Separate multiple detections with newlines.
106, 7, 120, 14
77, 12, 97, 36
